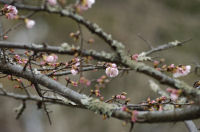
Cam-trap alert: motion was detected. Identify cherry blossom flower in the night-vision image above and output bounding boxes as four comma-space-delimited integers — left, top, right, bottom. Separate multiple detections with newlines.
25, 19, 35, 29
44, 54, 58, 63
173, 65, 191, 78
166, 88, 181, 101
74, 58, 80, 66
71, 69, 78, 75
48, 0, 57, 6
3, 5, 18, 19
86, 81, 91, 86
105, 63, 119, 78
76, 0, 95, 12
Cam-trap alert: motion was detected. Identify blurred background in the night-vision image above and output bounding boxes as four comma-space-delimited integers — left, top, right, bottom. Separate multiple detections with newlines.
0, 0, 200, 132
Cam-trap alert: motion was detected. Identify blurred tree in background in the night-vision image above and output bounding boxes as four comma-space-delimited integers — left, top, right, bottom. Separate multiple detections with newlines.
0, 0, 200, 132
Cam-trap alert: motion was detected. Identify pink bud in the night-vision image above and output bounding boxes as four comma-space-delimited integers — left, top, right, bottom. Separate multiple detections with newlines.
116, 95, 121, 99
120, 95, 126, 100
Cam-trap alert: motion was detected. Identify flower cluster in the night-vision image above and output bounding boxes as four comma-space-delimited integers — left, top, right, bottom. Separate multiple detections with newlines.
105, 63, 119, 78
91, 89, 101, 97
2, 5, 18, 19
142, 96, 167, 111
75, 0, 95, 12
173, 65, 191, 78
115, 93, 127, 100
166, 88, 182, 101
13, 54, 28, 64
153, 61, 191, 78
70, 58, 80, 75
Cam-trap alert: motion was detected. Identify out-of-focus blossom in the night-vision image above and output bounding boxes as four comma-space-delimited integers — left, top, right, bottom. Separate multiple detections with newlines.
48, 0, 57, 6
105, 63, 119, 78
116, 95, 126, 100
76, 0, 95, 12
86, 81, 91, 86
131, 53, 139, 61
25, 19, 35, 29
170, 93, 178, 101
71, 69, 78, 75
169, 64, 175, 69
79, 77, 91, 86
173, 65, 191, 78
74, 58, 80, 66
3, 35, 8, 40
44, 54, 58, 63
121, 105, 127, 111
3, 5, 18, 19
70, 58, 80, 76
166, 88, 181, 101
71, 81, 78, 87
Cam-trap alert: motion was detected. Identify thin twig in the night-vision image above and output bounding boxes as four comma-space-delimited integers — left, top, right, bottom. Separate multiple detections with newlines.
137, 33, 153, 49
16, 100, 26, 119
145, 38, 192, 56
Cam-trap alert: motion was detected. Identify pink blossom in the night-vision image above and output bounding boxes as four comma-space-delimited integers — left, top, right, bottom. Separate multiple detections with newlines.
120, 95, 126, 100
25, 19, 35, 29
116, 95, 121, 99
71, 69, 78, 75
74, 58, 80, 66
169, 64, 175, 69
105, 63, 119, 77
79, 78, 85, 84
4, 5, 18, 19
86, 81, 91, 86
14, 54, 20, 60
173, 65, 191, 78
170, 93, 178, 101
76, 0, 95, 12
48, 0, 57, 6
121, 106, 127, 111
132, 54, 138, 61
40, 61, 46, 65
45, 54, 58, 63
